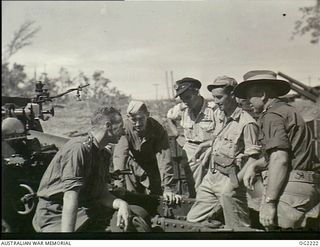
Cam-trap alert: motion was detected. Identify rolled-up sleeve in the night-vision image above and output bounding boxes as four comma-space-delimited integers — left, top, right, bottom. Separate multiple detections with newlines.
61, 143, 85, 192
262, 112, 290, 152
112, 135, 129, 188
167, 104, 182, 120
243, 123, 261, 156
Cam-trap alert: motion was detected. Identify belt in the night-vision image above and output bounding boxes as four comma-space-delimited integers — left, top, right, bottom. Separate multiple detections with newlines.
187, 140, 202, 145
212, 163, 240, 187
261, 170, 320, 184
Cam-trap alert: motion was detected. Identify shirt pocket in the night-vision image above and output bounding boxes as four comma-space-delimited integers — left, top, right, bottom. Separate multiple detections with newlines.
216, 136, 236, 158
181, 118, 193, 129
199, 120, 215, 133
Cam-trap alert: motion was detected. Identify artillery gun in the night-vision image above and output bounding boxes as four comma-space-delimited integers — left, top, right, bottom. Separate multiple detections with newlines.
1, 82, 89, 232
278, 72, 320, 103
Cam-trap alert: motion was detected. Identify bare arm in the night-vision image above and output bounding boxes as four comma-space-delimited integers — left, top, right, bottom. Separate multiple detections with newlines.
156, 129, 182, 204
61, 188, 80, 232
259, 149, 289, 228
237, 156, 257, 182
266, 149, 289, 200
99, 188, 131, 231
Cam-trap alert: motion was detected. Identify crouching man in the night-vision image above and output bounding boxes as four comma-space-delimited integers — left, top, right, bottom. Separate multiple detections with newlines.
33, 106, 150, 232
113, 101, 181, 213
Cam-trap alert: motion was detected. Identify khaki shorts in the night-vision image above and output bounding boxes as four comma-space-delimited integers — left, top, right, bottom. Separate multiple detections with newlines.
261, 170, 320, 229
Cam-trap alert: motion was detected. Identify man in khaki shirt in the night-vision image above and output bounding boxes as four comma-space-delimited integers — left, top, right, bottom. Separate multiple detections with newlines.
187, 76, 261, 230
167, 77, 219, 197
33, 107, 150, 232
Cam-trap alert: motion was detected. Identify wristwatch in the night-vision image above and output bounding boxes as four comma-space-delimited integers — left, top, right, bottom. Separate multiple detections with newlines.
265, 197, 277, 203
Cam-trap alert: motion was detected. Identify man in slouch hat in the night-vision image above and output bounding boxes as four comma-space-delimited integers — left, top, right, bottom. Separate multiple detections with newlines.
235, 70, 320, 230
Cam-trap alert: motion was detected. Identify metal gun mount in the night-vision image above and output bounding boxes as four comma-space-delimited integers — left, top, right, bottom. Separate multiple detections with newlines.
2, 81, 90, 122
278, 72, 320, 103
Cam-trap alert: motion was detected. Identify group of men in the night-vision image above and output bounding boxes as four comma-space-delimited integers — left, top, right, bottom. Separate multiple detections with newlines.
32, 70, 320, 232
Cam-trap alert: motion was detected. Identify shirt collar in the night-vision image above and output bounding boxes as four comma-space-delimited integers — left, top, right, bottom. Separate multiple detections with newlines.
188, 96, 207, 120
88, 132, 100, 150
262, 98, 281, 113
228, 107, 242, 121
217, 106, 242, 125
143, 118, 156, 140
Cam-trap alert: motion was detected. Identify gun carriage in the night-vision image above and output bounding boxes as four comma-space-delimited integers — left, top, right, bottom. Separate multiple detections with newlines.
1, 82, 88, 232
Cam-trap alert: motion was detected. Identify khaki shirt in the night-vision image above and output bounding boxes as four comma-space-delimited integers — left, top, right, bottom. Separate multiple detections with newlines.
167, 98, 220, 143
211, 107, 261, 165
37, 134, 110, 205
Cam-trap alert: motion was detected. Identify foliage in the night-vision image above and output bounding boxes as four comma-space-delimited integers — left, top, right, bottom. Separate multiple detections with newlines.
292, 0, 320, 44
2, 62, 29, 96
1, 62, 131, 112
2, 20, 41, 63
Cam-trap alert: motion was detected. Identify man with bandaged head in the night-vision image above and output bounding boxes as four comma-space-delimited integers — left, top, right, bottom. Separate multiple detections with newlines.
113, 100, 181, 211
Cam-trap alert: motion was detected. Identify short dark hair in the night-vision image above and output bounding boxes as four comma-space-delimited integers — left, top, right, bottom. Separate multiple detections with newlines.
91, 106, 121, 127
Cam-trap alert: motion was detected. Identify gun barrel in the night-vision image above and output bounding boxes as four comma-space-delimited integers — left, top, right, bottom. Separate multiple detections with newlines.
289, 84, 318, 102
278, 72, 320, 98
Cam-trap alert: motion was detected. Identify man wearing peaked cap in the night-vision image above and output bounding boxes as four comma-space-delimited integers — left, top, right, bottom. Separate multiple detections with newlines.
113, 100, 181, 211
167, 77, 219, 197
236, 70, 320, 230
187, 75, 261, 230
207, 75, 238, 92
174, 77, 202, 98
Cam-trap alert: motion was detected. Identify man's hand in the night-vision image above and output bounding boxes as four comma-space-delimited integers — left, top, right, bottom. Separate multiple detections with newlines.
113, 199, 131, 231
243, 164, 257, 190
259, 201, 277, 230
163, 191, 182, 205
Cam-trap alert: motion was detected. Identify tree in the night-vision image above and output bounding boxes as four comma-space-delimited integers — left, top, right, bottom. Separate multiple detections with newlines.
292, 0, 320, 44
2, 20, 41, 96
86, 70, 130, 112
2, 63, 28, 96
2, 20, 41, 63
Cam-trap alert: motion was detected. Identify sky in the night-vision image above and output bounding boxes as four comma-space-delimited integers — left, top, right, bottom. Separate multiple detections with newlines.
2, 0, 320, 100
